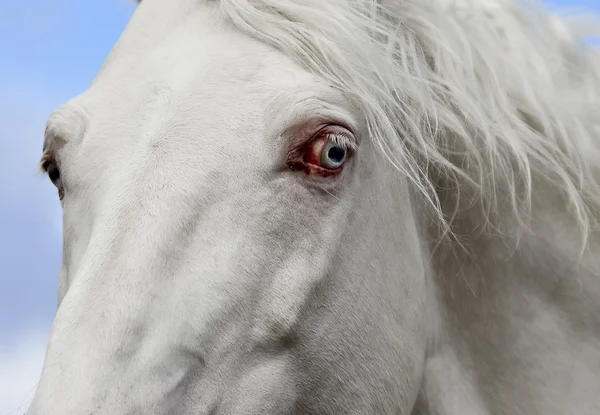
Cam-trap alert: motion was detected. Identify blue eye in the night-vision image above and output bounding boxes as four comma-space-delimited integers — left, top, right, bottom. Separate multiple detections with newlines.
319, 138, 348, 169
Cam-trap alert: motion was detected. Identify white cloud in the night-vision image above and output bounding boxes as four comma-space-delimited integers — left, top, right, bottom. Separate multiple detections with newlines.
0, 326, 50, 415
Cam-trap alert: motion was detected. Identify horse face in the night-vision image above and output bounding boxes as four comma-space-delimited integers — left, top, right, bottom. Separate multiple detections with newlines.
29, 1, 430, 413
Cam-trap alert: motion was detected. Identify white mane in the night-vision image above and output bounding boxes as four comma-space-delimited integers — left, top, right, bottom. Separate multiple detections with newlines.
215, 0, 600, 243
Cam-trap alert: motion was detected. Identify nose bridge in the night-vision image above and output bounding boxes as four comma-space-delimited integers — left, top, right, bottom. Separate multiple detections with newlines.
39, 95, 215, 375
28, 203, 191, 414
29, 281, 185, 413
63, 187, 186, 342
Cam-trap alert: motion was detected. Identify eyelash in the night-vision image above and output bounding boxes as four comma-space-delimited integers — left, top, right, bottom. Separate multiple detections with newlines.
323, 133, 356, 152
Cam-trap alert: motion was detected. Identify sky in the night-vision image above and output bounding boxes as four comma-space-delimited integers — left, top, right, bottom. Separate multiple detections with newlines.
0, 0, 598, 413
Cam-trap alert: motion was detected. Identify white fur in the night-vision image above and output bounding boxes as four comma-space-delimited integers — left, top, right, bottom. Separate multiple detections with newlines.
28, 0, 600, 414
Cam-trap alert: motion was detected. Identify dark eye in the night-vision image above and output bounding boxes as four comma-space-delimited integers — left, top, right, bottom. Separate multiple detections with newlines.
46, 163, 63, 189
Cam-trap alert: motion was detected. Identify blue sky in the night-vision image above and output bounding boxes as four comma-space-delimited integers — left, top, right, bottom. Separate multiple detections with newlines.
0, 0, 598, 413
0, 2, 135, 413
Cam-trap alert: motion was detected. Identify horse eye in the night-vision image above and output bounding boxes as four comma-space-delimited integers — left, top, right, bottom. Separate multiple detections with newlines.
308, 134, 350, 171
287, 128, 355, 176
46, 163, 63, 189
319, 138, 348, 169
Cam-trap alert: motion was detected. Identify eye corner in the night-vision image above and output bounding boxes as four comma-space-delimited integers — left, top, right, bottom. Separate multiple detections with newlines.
39, 154, 54, 173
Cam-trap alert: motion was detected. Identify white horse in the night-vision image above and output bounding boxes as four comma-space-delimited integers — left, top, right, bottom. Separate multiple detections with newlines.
28, 0, 600, 413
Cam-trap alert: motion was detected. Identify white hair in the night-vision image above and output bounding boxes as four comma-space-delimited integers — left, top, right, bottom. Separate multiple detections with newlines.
217, 0, 600, 246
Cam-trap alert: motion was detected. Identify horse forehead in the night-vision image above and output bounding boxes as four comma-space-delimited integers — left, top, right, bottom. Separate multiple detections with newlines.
63, 0, 337, 189
84, 5, 316, 127
57, 3, 331, 199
